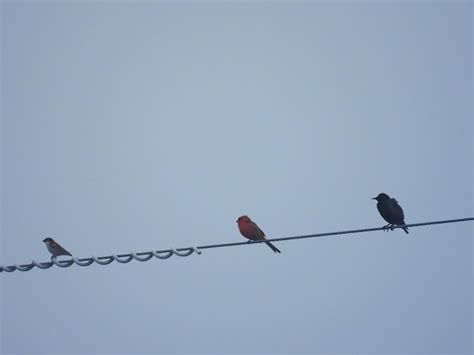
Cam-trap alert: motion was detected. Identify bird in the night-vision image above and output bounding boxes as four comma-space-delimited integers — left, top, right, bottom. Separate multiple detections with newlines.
42, 237, 72, 260
372, 193, 409, 234
236, 215, 281, 253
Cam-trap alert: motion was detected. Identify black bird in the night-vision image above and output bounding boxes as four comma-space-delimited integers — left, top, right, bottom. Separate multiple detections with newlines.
372, 193, 409, 234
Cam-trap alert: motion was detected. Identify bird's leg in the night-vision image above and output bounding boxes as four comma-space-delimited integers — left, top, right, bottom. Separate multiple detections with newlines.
382, 224, 391, 232
50, 255, 56, 261
389, 224, 396, 231
246, 240, 253, 244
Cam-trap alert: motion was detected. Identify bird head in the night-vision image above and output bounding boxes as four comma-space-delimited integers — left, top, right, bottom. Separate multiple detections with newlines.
236, 215, 251, 224
42, 237, 53, 243
372, 193, 390, 202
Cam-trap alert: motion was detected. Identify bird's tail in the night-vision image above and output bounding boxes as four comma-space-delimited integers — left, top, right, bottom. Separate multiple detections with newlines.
401, 223, 409, 234
265, 241, 281, 253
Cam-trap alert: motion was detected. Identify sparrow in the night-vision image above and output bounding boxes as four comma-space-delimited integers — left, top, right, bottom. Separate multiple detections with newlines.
42, 237, 72, 260
236, 215, 281, 253
372, 193, 409, 234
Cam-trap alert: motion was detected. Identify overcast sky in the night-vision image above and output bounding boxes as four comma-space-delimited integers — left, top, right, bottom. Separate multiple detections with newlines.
1, 1, 472, 354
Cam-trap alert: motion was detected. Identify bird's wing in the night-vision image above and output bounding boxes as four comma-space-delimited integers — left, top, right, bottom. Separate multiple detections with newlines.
52, 241, 72, 255
251, 221, 266, 239
391, 198, 405, 221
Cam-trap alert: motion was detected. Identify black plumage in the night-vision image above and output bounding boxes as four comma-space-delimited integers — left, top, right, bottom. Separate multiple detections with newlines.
372, 193, 409, 234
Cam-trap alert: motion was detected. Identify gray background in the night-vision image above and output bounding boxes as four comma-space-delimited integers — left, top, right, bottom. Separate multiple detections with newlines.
1, 1, 472, 354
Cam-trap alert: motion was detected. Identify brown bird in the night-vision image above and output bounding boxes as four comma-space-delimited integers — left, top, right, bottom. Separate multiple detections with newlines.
236, 215, 281, 253
42, 237, 72, 260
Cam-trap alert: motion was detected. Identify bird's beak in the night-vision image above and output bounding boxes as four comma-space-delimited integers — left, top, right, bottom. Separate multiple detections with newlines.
371, 197, 377, 200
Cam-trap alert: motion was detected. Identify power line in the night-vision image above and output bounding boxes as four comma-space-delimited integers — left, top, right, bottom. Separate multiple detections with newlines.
1, 217, 472, 273
198, 217, 474, 249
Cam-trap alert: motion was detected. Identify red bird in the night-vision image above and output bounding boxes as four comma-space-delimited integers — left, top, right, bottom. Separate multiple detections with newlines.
236, 215, 281, 253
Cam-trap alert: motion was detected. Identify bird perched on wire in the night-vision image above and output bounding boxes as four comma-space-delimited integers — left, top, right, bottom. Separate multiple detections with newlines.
236, 215, 281, 253
372, 193, 409, 234
42, 237, 72, 260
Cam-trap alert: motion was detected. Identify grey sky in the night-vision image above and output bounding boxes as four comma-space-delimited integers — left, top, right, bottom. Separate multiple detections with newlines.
1, 1, 472, 354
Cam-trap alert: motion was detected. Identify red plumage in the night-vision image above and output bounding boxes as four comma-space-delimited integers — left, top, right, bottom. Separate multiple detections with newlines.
236, 215, 281, 253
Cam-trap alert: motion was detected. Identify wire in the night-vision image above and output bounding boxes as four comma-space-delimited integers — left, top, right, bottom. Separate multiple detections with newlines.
1, 217, 472, 273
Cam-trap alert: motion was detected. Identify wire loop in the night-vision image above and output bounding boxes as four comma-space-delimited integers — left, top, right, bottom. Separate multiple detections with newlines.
131, 252, 154, 262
